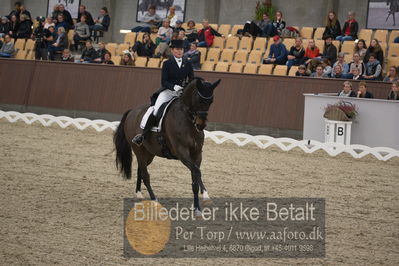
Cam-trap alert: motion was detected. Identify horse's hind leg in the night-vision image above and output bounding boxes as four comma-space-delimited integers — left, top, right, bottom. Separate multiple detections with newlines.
140, 166, 156, 200
135, 170, 143, 199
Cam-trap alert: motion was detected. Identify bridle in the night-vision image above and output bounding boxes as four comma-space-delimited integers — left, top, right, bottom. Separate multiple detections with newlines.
189, 89, 214, 131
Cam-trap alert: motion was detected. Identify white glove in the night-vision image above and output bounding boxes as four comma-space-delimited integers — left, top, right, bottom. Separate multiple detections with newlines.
173, 85, 183, 92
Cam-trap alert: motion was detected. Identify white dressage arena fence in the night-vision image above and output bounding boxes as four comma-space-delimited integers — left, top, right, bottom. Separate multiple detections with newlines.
1, 110, 398, 162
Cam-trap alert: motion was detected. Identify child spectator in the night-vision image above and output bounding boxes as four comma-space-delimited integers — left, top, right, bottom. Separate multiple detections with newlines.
383, 66, 398, 83
364, 39, 384, 65
196, 19, 224, 47
387, 81, 399, 100
185, 20, 197, 43
56, 14, 70, 31
338, 81, 356, 97
349, 53, 366, 76
61, 49, 74, 62
80, 40, 97, 63
48, 27, 67, 60
354, 39, 367, 60
102, 51, 114, 64
167, 6, 178, 27
304, 39, 320, 64
322, 58, 332, 77
264, 11, 286, 37
332, 52, 349, 77
132, 5, 161, 33
16, 14, 31, 39
132, 32, 156, 57
0, 17, 11, 38
310, 65, 324, 78
78, 5, 94, 26
295, 65, 310, 76
321, 35, 337, 64
73, 15, 91, 50
363, 54, 382, 80
263, 35, 287, 65
286, 37, 305, 68
183, 42, 201, 70
93, 41, 109, 63
44, 16, 55, 29
336, 11, 358, 43
323, 11, 341, 39
120, 52, 135, 66
0, 34, 15, 57
351, 67, 363, 80
356, 81, 373, 98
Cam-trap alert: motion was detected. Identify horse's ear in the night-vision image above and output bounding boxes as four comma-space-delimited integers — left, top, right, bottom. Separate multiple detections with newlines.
211, 79, 221, 90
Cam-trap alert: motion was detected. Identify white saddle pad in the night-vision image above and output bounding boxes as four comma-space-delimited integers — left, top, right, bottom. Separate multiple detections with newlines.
140, 98, 177, 132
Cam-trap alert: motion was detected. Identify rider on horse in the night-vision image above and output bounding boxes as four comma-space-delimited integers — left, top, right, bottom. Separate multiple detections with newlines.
132, 39, 194, 146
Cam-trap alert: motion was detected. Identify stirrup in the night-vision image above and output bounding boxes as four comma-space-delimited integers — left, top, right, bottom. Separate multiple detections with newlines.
132, 134, 144, 146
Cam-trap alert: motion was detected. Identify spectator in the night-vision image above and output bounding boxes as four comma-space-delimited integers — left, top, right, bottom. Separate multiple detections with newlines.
310, 64, 324, 78
51, 5, 60, 23
132, 5, 161, 33
0, 17, 11, 38
185, 20, 197, 43
349, 53, 366, 76
354, 39, 367, 60
73, 15, 91, 50
351, 67, 363, 80
242, 13, 271, 37
80, 40, 97, 63
155, 18, 173, 45
20, 5, 31, 20
0, 34, 15, 57
364, 54, 382, 80
132, 32, 156, 57
383, 66, 399, 82
48, 26, 67, 60
78, 5, 94, 26
44, 16, 55, 29
295, 65, 310, 76
61, 48, 74, 62
263, 35, 287, 65
321, 35, 337, 64
32, 17, 51, 60
336, 11, 358, 43
167, 6, 178, 27
332, 52, 349, 77
120, 52, 135, 66
264, 11, 286, 37
183, 42, 201, 70
9, 15, 18, 39
56, 14, 70, 31
16, 14, 32, 39
45, 25, 57, 46
178, 30, 190, 52
8, 2, 22, 20
92, 7, 111, 38
331, 64, 348, 79
102, 51, 114, 64
322, 58, 332, 77
196, 19, 224, 47
93, 41, 108, 63
173, 20, 185, 33
304, 39, 320, 64
58, 4, 73, 27
286, 37, 305, 68
364, 38, 384, 65
323, 11, 341, 39
387, 81, 399, 100
356, 81, 373, 98
338, 81, 356, 97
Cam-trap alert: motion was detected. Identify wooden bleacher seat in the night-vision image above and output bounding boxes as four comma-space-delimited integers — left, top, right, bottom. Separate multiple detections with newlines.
206, 48, 221, 62
212, 36, 225, 49
387, 57, 399, 69
231, 24, 244, 35
197, 47, 207, 63
201, 62, 215, 71
288, 66, 299, 76
300, 27, 314, 39
147, 58, 160, 68
229, 63, 243, 73
218, 24, 231, 36
252, 37, 266, 52
239, 36, 252, 51
15, 49, 27, 59
195, 23, 203, 31
313, 27, 324, 40
358, 29, 372, 44
209, 24, 218, 31
225, 36, 239, 50
67, 30, 74, 48
315, 40, 325, 53
26, 50, 35, 60
135, 56, 147, 67
341, 41, 355, 57
283, 38, 295, 49
220, 49, 235, 63
215, 62, 229, 72
234, 50, 248, 64
273, 65, 288, 76
14, 39, 26, 51
243, 64, 258, 74
388, 30, 399, 43
332, 40, 340, 50
105, 43, 118, 56
113, 56, 121, 65
258, 64, 273, 75
374, 30, 388, 43
25, 39, 35, 51
124, 32, 136, 45
150, 33, 157, 43
136, 32, 145, 43
117, 43, 130, 55
248, 51, 263, 65
388, 43, 399, 58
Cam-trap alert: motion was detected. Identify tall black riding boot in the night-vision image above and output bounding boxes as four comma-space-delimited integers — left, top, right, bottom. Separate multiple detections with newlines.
132, 114, 157, 146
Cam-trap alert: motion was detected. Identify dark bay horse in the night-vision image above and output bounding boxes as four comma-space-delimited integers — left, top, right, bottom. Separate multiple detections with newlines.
113, 78, 221, 216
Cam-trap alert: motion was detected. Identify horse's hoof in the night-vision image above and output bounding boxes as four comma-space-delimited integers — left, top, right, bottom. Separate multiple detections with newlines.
136, 191, 144, 199
194, 209, 203, 220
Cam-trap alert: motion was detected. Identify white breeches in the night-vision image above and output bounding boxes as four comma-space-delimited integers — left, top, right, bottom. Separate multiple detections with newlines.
153, 89, 178, 116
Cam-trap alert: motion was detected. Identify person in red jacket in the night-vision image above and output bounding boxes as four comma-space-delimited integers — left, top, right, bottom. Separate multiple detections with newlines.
336, 11, 359, 43
196, 19, 224, 47
304, 39, 320, 64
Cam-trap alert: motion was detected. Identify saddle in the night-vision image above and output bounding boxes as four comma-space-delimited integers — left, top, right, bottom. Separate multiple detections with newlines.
140, 97, 178, 132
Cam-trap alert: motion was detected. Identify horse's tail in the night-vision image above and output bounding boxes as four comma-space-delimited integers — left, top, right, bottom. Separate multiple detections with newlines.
113, 109, 132, 179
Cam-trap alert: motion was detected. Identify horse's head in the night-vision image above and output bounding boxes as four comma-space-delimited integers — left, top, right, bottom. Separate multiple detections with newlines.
182, 77, 221, 131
